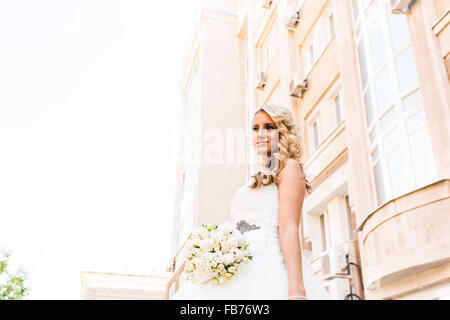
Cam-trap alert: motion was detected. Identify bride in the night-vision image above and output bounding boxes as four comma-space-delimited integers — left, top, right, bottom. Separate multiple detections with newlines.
171, 104, 332, 300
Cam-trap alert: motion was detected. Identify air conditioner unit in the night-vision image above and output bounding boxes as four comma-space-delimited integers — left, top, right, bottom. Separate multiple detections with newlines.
289, 73, 308, 98
320, 247, 350, 280
255, 72, 268, 89
261, 0, 273, 9
285, 6, 301, 31
390, 0, 416, 14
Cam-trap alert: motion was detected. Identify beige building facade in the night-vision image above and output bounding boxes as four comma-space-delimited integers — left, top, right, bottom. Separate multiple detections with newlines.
168, 0, 450, 300
80, 271, 170, 300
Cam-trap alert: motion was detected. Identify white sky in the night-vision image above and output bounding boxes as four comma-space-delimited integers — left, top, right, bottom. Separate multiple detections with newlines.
0, 0, 197, 299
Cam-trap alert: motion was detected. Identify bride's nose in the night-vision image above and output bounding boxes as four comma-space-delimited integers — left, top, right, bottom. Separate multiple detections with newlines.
258, 128, 268, 138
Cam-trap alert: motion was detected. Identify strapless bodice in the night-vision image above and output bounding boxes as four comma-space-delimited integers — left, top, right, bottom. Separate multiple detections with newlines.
230, 181, 279, 228
230, 181, 280, 243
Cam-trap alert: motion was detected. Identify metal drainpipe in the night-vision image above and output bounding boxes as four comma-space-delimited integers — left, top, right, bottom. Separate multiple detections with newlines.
343, 254, 363, 300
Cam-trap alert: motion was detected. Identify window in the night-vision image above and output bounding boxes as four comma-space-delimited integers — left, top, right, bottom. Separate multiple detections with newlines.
319, 212, 328, 253
353, 0, 437, 206
309, 44, 315, 68
261, 23, 280, 72
329, 14, 335, 39
302, 5, 334, 75
345, 196, 354, 241
351, 0, 361, 25
335, 93, 343, 124
312, 120, 320, 150
302, 29, 316, 75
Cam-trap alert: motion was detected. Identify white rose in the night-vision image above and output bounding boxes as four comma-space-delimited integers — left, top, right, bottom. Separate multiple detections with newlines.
200, 230, 210, 239
200, 238, 214, 252
193, 238, 201, 247
213, 243, 221, 252
185, 239, 194, 249
202, 252, 214, 263
213, 252, 224, 263
232, 249, 243, 263
184, 249, 194, 259
223, 253, 235, 266
192, 247, 201, 256
226, 237, 239, 249
196, 258, 208, 272
185, 261, 195, 272
209, 230, 219, 239
193, 269, 214, 283
221, 242, 230, 254
236, 235, 245, 247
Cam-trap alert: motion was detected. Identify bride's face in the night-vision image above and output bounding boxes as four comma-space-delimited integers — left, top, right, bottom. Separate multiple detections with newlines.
252, 111, 279, 157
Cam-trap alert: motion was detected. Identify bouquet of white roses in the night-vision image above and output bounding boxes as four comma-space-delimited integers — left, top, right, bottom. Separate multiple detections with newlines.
182, 221, 253, 285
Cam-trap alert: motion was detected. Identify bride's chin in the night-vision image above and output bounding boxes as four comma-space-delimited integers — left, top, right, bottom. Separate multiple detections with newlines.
256, 146, 269, 153
256, 151, 268, 158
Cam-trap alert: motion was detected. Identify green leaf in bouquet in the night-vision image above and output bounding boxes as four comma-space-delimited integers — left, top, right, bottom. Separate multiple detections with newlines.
248, 256, 253, 261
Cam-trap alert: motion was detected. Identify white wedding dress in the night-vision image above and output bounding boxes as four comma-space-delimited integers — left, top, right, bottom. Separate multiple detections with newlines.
171, 181, 332, 300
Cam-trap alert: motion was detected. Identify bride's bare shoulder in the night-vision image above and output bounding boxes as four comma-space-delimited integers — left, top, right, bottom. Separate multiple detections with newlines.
277, 159, 305, 188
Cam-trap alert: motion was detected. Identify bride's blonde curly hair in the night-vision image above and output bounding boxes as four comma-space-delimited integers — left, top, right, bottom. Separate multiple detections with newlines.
249, 104, 311, 193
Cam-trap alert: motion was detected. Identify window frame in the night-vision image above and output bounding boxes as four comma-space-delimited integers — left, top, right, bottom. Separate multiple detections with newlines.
334, 93, 343, 125
309, 113, 321, 152
319, 211, 329, 254
260, 21, 280, 73
353, 0, 437, 207
328, 82, 343, 127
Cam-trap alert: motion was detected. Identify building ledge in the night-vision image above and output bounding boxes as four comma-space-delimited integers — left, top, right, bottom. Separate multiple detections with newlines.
358, 179, 450, 291
432, 8, 450, 36
357, 178, 450, 234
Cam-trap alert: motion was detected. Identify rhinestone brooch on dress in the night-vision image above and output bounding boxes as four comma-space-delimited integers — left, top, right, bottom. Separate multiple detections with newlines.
235, 220, 261, 234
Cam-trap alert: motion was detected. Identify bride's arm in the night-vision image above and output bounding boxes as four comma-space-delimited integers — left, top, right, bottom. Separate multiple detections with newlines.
277, 158, 307, 300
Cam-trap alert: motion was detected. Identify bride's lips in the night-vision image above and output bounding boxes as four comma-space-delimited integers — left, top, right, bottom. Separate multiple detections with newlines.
257, 141, 269, 146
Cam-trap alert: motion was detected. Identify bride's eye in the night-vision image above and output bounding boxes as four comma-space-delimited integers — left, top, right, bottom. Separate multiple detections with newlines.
252, 126, 258, 131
